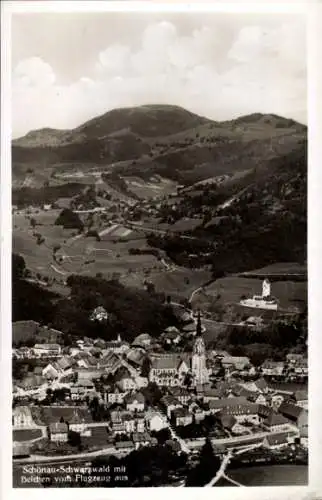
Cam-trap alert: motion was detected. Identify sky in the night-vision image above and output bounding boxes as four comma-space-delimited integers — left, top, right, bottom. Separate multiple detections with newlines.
11, 12, 306, 138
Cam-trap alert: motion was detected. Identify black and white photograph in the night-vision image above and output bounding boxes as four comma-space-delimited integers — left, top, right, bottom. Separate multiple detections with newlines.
5, 1, 311, 490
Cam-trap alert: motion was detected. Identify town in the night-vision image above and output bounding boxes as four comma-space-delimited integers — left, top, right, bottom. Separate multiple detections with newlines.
13, 302, 308, 487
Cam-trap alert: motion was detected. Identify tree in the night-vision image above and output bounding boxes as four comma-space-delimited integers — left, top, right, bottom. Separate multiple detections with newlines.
141, 357, 151, 378
55, 208, 84, 230
30, 218, 37, 228
186, 437, 220, 486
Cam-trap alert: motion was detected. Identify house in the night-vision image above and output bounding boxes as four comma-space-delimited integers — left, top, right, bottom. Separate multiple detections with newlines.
33, 344, 61, 358
208, 396, 248, 414
126, 348, 146, 368
42, 363, 60, 380
68, 408, 93, 436
168, 386, 191, 405
122, 413, 136, 433
216, 411, 238, 433
162, 327, 181, 345
132, 333, 153, 349
261, 361, 284, 377
17, 375, 45, 391
49, 422, 68, 442
107, 387, 126, 405
286, 353, 306, 365
293, 361, 308, 376
110, 412, 126, 435
149, 354, 190, 386
203, 388, 221, 403
134, 376, 149, 389
124, 392, 145, 412
55, 356, 74, 373
263, 413, 293, 432
70, 386, 86, 401
263, 432, 294, 450
134, 412, 146, 433
132, 432, 152, 450
221, 356, 250, 371
115, 441, 135, 452
115, 374, 137, 392
145, 412, 168, 432
172, 408, 193, 427
208, 397, 260, 424
278, 402, 308, 434
270, 393, 286, 410
12, 406, 34, 428
160, 395, 182, 418
189, 402, 206, 423
292, 390, 308, 409
243, 377, 269, 394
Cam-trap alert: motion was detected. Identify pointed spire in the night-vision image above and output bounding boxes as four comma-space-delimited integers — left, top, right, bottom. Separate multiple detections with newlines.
196, 310, 202, 337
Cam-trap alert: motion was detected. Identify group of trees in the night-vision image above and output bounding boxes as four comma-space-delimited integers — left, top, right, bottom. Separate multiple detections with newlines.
55, 208, 84, 230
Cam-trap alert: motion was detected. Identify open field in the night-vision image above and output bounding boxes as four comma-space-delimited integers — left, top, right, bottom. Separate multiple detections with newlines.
13, 211, 164, 284
125, 175, 177, 199
146, 268, 213, 300
194, 276, 307, 311
239, 262, 307, 280
13, 429, 42, 442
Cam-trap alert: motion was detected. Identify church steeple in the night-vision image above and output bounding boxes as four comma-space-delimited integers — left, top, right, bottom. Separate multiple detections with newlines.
196, 310, 202, 337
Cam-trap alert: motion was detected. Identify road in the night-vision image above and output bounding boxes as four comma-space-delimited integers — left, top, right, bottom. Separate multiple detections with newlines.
13, 445, 125, 464
205, 451, 232, 487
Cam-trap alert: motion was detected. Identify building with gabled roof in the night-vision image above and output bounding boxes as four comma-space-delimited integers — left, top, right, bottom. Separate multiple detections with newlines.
124, 391, 145, 412
49, 422, 68, 442
263, 432, 294, 450
171, 407, 193, 427
263, 413, 293, 432
12, 406, 34, 429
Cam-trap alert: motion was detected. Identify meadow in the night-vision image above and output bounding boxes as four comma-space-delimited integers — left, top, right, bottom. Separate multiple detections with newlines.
194, 275, 307, 312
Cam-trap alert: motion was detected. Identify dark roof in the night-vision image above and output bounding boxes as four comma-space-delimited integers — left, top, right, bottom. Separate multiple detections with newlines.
161, 395, 181, 407
265, 432, 290, 446
217, 411, 237, 429
165, 439, 181, 452
132, 432, 151, 442
208, 396, 248, 410
172, 407, 190, 418
49, 422, 68, 433
279, 402, 305, 420
264, 413, 290, 427
294, 390, 308, 402
124, 392, 145, 404
169, 386, 190, 397
115, 441, 135, 449
31, 406, 93, 425
254, 378, 269, 391
257, 404, 273, 418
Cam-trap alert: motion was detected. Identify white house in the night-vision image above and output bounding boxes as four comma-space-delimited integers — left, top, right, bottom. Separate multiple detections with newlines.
33, 344, 61, 358
12, 406, 34, 429
146, 412, 168, 432
124, 392, 145, 412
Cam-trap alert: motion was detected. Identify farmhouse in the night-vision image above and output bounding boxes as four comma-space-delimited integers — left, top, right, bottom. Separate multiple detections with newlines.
124, 391, 145, 412
263, 413, 293, 432
49, 422, 68, 442
278, 402, 308, 435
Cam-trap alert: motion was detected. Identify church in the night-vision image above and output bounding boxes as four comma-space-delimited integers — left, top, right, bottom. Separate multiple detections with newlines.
149, 311, 210, 388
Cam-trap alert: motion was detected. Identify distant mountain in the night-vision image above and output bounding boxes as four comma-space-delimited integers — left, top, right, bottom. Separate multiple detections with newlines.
12, 104, 307, 189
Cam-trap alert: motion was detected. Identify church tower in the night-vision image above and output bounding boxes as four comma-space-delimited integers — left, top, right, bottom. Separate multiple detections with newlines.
191, 311, 209, 386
